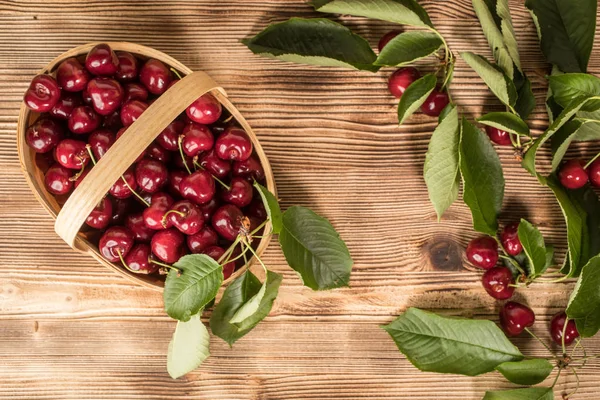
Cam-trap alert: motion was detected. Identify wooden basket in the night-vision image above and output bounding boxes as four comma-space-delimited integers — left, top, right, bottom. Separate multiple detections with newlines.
16, 42, 275, 291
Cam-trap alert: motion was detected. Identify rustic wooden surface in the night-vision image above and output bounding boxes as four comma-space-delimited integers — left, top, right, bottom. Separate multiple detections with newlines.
1, 1, 599, 398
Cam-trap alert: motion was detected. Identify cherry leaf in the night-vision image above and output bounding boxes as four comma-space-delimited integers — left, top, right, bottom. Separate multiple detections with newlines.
460, 52, 517, 108
517, 219, 547, 277
477, 112, 530, 137
482, 387, 553, 400
253, 181, 282, 234
375, 31, 443, 66
312, 0, 433, 27
167, 313, 211, 379
397, 73, 436, 124
495, 359, 554, 385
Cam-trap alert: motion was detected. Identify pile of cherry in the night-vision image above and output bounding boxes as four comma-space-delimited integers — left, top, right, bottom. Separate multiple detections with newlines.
466, 227, 579, 346
23, 43, 267, 278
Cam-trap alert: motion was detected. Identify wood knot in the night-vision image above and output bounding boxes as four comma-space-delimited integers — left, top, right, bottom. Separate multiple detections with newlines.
422, 237, 463, 271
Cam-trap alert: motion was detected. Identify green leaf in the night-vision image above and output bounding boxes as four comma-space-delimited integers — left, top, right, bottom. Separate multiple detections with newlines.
550, 119, 585, 172
525, 0, 596, 73
167, 313, 211, 379
242, 18, 378, 72
397, 74, 437, 124
460, 52, 517, 107
545, 245, 555, 270
515, 77, 536, 120
164, 254, 223, 322
571, 187, 600, 267
253, 181, 282, 234
424, 105, 460, 220
375, 31, 442, 66
477, 112, 530, 137
495, 359, 554, 385
228, 275, 268, 325
279, 206, 353, 290
549, 73, 600, 110
517, 219, 547, 277
382, 308, 523, 376
459, 119, 504, 236
312, 0, 433, 27
483, 387, 554, 400
567, 255, 600, 337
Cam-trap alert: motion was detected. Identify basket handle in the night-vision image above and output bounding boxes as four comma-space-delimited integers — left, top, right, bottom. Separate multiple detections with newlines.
55, 71, 226, 248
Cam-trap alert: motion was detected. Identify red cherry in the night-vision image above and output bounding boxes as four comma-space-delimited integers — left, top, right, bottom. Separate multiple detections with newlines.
589, 158, 600, 187
559, 159, 589, 189
109, 167, 137, 199
115, 51, 139, 81
246, 198, 267, 220
50, 91, 82, 120
199, 198, 219, 222
421, 88, 450, 117
56, 58, 91, 92
173, 153, 194, 171
68, 105, 101, 134
125, 213, 154, 242
378, 30, 402, 52
146, 142, 172, 163
222, 177, 253, 207
500, 301, 535, 336
550, 312, 579, 346
482, 267, 515, 300
44, 164, 73, 195
123, 82, 149, 103
85, 44, 119, 76
99, 226, 135, 262
143, 192, 174, 230
187, 226, 219, 254
485, 126, 512, 146
23, 74, 61, 112
388, 67, 420, 99
135, 158, 168, 193
151, 228, 184, 263
139, 59, 172, 95
212, 204, 243, 241
87, 77, 124, 116
88, 129, 115, 160
25, 118, 64, 153
500, 222, 523, 256
86, 196, 113, 229
182, 122, 214, 157
124, 243, 158, 274
166, 200, 204, 235
215, 127, 253, 161
55, 139, 89, 170
180, 170, 216, 205
232, 155, 265, 182
157, 120, 184, 151
110, 197, 133, 226
203, 245, 235, 279
120, 100, 148, 127
199, 149, 231, 178
186, 93, 222, 124
168, 170, 187, 197
466, 236, 498, 269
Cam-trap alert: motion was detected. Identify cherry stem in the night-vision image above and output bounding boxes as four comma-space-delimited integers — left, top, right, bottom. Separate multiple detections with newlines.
170, 68, 183, 80
564, 367, 580, 399
551, 367, 562, 388
149, 258, 180, 273
117, 249, 138, 274
584, 151, 600, 169
498, 253, 527, 278
192, 159, 230, 190
218, 236, 242, 265
243, 239, 268, 273
562, 316, 569, 357
178, 135, 192, 175
224, 244, 250, 265
571, 339, 589, 370
524, 328, 556, 358
161, 209, 186, 228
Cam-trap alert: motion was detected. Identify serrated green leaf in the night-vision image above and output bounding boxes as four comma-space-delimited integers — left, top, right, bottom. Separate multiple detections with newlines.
312, 0, 433, 27
518, 219, 547, 277
424, 105, 460, 220
167, 313, 211, 379
397, 73, 437, 124
477, 112, 530, 137
549, 73, 600, 110
459, 119, 504, 236
253, 181, 282, 234
382, 308, 523, 376
228, 274, 268, 325
515, 77, 536, 120
571, 187, 600, 266
233, 271, 282, 331
243, 18, 378, 72
164, 254, 223, 321
567, 255, 600, 337
460, 52, 517, 108
495, 359, 554, 385
483, 387, 554, 400
279, 206, 353, 290
375, 31, 442, 66
550, 119, 585, 172
496, 0, 521, 71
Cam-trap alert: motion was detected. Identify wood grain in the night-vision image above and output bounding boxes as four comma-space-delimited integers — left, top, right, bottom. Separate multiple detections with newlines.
0, 0, 599, 399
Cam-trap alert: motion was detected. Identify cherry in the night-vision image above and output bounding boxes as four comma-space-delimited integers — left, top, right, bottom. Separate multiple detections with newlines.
168, 170, 187, 197
109, 167, 137, 198
85, 44, 119, 76
44, 164, 73, 195
187, 226, 219, 254
180, 170, 216, 205
124, 243, 158, 274
482, 267, 515, 300
212, 204, 243, 241
56, 57, 90, 92
125, 212, 154, 242
99, 226, 135, 262
115, 51, 139, 81
222, 177, 253, 207
485, 126, 512, 146
68, 105, 101, 134
182, 122, 214, 157
199, 198, 219, 222
151, 228, 184, 263
173, 153, 194, 171
120, 100, 148, 127
25, 118, 63, 153
246, 198, 267, 220
123, 82, 149, 104
233, 155, 265, 182
102, 110, 123, 131
55, 139, 89, 170
110, 197, 132, 226
550, 311, 579, 346
86, 196, 113, 229
165, 200, 204, 235
81, 85, 92, 104
388, 67, 420, 99
378, 30, 401, 52
199, 149, 231, 178
157, 120, 184, 151
143, 192, 174, 230
88, 129, 115, 160
559, 159, 589, 189
186, 93, 222, 125
215, 127, 253, 161
146, 142, 171, 163
135, 158, 168, 193
87, 77, 124, 116
500, 301, 535, 336
203, 245, 235, 279
50, 91, 82, 120
466, 236, 498, 269
139, 59, 172, 95
500, 222, 523, 256
23, 74, 61, 112
421, 88, 450, 117
589, 158, 600, 187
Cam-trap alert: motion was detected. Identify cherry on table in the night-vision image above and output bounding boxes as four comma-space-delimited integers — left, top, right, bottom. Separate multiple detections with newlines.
25, 118, 64, 153
151, 228, 185, 263
500, 222, 523, 256
378, 30, 402, 52
24, 74, 61, 112
55, 139, 90, 170
421, 88, 450, 117
123, 82, 149, 104
157, 120, 184, 151
550, 311, 579, 346
186, 93, 222, 125
99, 226, 135, 262
215, 127, 253, 161
212, 204, 244, 241
199, 148, 231, 178
109, 167, 137, 199
125, 212, 155, 242
44, 164, 73, 195
120, 100, 148, 127
68, 105, 101, 134
88, 129, 115, 160
203, 245, 235, 279
485, 126, 512, 146
482, 266, 515, 300
124, 243, 158, 274
85, 43, 119, 76
115, 51, 139, 81
187, 226, 219, 254
143, 192, 174, 230
589, 158, 600, 187
140, 58, 172, 95
86, 196, 113, 230
233, 155, 265, 182
56, 57, 90, 92
87, 77, 124, 116
165, 200, 204, 235
388, 67, 420, 99
222, 177, 253, 207
135, 158, 168, 193
466, 236, 498, 269
182, 122, 214, 157
500, 301, 535, 336
180, 170, 216, 205
50, 91, 82, 120
558, 159, 589, 189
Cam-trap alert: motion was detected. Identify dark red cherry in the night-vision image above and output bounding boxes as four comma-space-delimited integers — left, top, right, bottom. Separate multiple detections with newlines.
151, 228, 184, 263
421, 88, 450, 117
125, 213, 154, 242
68, 105, 100, 134
50, 91, 82, 120
157, 120, 184, 151
120, 100, 148, 127
81, 85, 92, 104
550, 312, 579, 346
500, 301, 535, 336
143, 192, 174, 230
203, 245, 235, 279
56, 58, 91, 92
124, 243, 158, 274
109, 167, 137, 199
102, 110, 122, 131
99, 226, 135, 262
378, 30, 402, 52
388, 67, 420, 99
165, 200, 204, 235
222, 177, 253, 207
173, 153, 194, 171
186, 93, 222, 125
139, 59, 172, 95
168, 170, 187, 197
88, 129, 115, 160
559, 159, 589, 189
187, 226, 219, 254
24, 74, 61, 112
180, 170, 215, 205
86, 196, 113, 229
123, 82, 149, 104
212, 204, 243, 241
135, 158, 168, 193
182, 122, 214, 157
485, 126, 512, 146
466, 236, 498, 269
199, 149, 231, 178
589, 158, 600, 187
55, 139, 89, 170
215, 127, 253, 162
199, 198, 219, 222
500, 222, 523, 256
44, 164, 73, 195
232, 155, 265, 181
25, 118, 64, 153
115, 51, 138, 81
110, 197, 132, 226
246, 198, 267, 220
85, 44, 119, 76
146, 142, 172, 163
482, 267, 515, 300
87, 77, 124, 116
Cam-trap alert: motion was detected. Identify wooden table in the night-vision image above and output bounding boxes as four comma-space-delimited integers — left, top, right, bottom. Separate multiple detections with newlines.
1, 1, 599, 398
